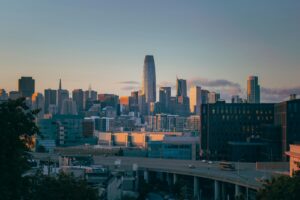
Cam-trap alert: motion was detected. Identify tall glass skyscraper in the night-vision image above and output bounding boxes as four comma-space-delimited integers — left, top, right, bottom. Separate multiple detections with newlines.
142, 55, 156, 103
176, 78, 187, 97
247, 76, 260, 103
18, 76, 35, 98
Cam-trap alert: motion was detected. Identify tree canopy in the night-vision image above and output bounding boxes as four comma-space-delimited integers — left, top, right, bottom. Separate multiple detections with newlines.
0, 98, 39, 199
257, 173, 300, 200
0, 98, 99, 200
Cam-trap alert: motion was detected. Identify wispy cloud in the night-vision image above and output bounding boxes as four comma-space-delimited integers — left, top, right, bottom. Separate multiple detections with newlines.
121, 86, 140, 91
118, 81, 140, 85
261, 86, 300, 102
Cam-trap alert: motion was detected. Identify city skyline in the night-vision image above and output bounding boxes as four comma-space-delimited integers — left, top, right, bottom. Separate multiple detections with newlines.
0, 1, 300, 102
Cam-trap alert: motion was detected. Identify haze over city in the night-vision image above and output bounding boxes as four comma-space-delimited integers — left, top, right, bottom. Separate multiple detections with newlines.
1, 1, 300, 102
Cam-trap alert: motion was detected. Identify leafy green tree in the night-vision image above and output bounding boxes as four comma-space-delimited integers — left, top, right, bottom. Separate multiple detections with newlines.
0, 98, 39, 200
257, 173, 300, 200
23, 173, 98, 200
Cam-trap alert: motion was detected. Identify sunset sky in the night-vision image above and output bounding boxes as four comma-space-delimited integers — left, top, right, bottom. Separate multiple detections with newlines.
0, 0, 299, 102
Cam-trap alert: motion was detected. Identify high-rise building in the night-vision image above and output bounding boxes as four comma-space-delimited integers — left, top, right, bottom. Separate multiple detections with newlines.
57, 79, 69, 114
18, 77, 35, 98
247, 76, 260, 103
159, 87, 171, 113
176, 78, 187, 97
208, 92, 220, 104
72, 89, 84, 113
32, 93, 44, 119
201, 102, 276, 161
189, 86, 202, 114
0, 89, 8, 103
44, 89, 57, 114
61, 98, 78, 115
129, 91, 139, 114
142, 55, 156, 103
275, 98, 300, 160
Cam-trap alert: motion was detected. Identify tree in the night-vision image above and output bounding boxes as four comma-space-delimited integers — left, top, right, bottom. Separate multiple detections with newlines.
257, 173, 300, 200
23, 173, 98, 200
0, 98, 39, 200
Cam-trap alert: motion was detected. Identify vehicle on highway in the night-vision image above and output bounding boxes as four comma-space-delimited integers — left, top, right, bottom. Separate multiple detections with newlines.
188, 164, 195, 168
219, 161, 236, 171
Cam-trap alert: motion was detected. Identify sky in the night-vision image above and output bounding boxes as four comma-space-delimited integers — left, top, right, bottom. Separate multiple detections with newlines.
0, 0, 299, 102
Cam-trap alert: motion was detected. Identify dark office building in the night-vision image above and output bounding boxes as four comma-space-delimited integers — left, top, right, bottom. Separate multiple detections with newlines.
159, 87, 171, 113
18, 77, 35, 98
275, 98, 300, 160
129, 91, 139, 114
201, 102, 275, 161
72, 89, 84, 113
44, 89, 57, 114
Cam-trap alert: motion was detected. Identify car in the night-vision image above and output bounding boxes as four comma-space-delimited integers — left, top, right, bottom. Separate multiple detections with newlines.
208, 161, 213, 164
188, 164, 195, 168
201, 160, 206, 163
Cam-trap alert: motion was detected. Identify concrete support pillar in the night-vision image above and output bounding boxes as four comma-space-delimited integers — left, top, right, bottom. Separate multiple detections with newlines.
221, 182, 225, 200
173, 174, 178, 184
214, 180, 220, 200
167, 173, 172, 186
235, 185, 241, 198
143, 170, 149, 183
193, 177, 200, 198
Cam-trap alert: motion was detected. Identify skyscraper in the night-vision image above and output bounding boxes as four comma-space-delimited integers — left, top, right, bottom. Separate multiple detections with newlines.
159, 87, 171, 113
142, 55, 156, 103
44, 89, 57, 114
189, 86, 202, 114
57, 79, 69, 114
32, 92, 44, 119
247, 76, 260, 103
176, 78, 187, 97
72, 89, 84, 113
18, 77, 35, 98
208, 92, 220, 104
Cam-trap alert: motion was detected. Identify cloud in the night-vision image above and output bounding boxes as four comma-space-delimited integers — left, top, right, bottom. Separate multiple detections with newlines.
261, 86, 300, 102
118, 81, 140, 85
188, 77, 241, 89
188, 77, 243, 101
121, 86, 140, 91
158, 81, 176, 89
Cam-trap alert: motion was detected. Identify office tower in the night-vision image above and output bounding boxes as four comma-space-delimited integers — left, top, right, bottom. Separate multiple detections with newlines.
129, 91, 139, 114
31, 93, 44, 119
61, 98, 78, 115
142, 55, 156, 103
200, 89, 209, 104
57, 79, 69, 114
44, 89, 57, 114
176, 78, 187, 97
275, 98, 300, 160
72, 89, 84, 113
201, 102, 275, 161
0, 89, 8, 103
208, 92, 220, 104
159, 87, 171, 113
138, 90, 148, 115
247, 76, 260, 103
18, 77, 35, 98
189, 86, 202, 114
9, 91, 21, 100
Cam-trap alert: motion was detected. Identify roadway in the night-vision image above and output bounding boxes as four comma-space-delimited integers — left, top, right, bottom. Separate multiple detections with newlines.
92, 156, 276, 190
